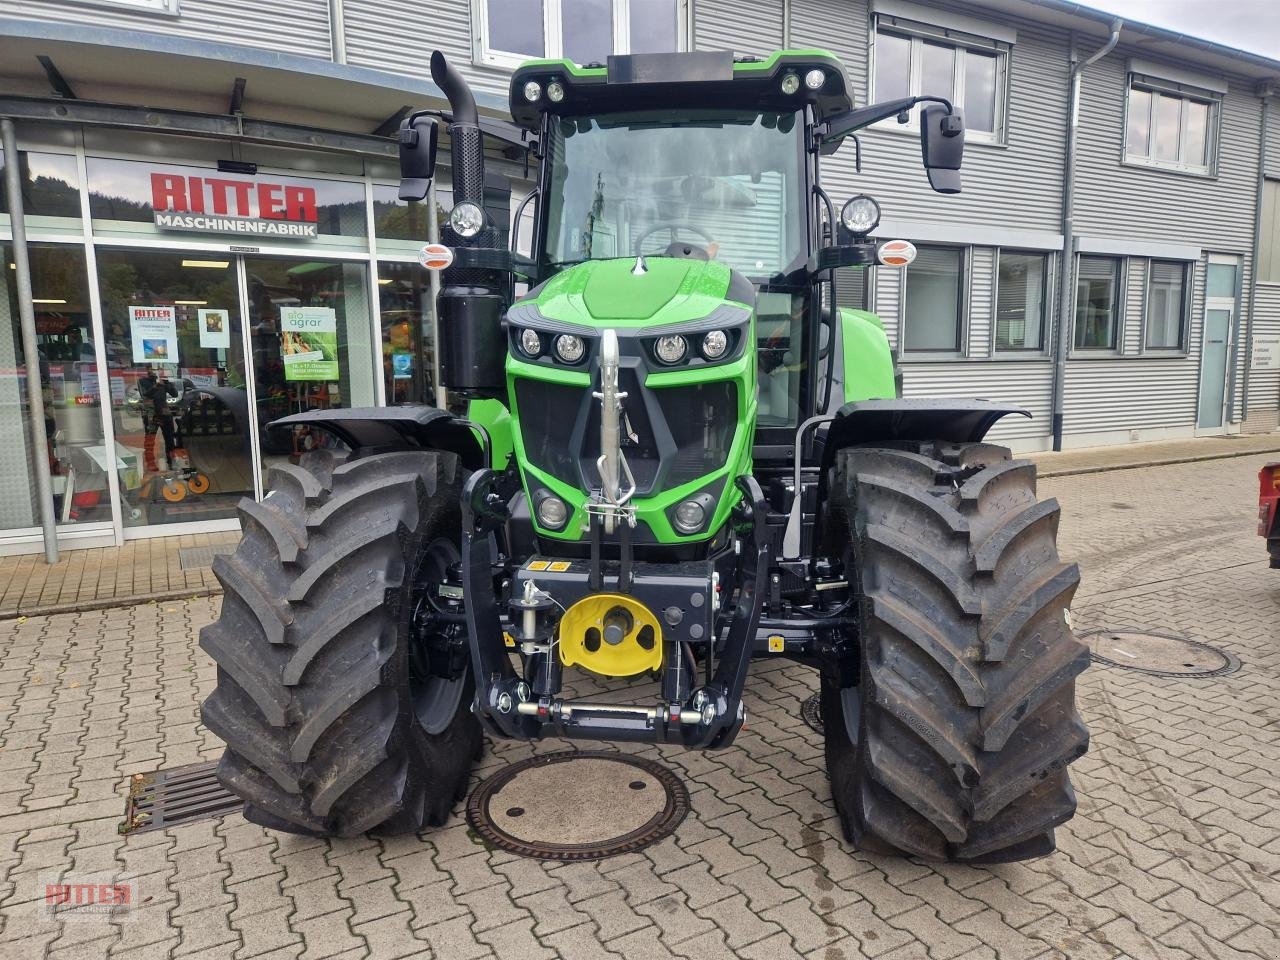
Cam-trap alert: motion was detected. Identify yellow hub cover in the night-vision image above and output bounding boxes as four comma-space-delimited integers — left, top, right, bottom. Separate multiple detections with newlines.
558, 593, 663, 677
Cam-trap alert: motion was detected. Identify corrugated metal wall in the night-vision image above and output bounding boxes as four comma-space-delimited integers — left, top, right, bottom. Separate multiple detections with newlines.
693, 0, 783, 56
1251, 285, 1280, 414
13, 0, 334, 59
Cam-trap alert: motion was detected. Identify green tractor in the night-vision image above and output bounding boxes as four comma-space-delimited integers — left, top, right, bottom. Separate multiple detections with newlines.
200, 48, 1089, 863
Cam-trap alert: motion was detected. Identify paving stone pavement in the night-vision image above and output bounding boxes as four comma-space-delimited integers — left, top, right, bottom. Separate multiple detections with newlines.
0, 453, 1277, 960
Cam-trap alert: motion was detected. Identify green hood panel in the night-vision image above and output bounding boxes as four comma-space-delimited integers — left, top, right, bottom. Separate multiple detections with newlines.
530, 257, 738, 327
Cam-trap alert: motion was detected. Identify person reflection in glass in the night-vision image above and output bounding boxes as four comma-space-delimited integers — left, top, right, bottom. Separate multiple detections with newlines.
138, 366, 183, 473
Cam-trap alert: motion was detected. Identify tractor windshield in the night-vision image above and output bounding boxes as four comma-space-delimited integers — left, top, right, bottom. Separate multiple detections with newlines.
542, 109, 804, 278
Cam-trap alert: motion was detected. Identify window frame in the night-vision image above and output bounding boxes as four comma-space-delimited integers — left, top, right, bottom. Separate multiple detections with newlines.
472, 0, 686, 70
1142, 259, 1192, 354
1260, 179, 1280, 285
1122, 78, 1220, 177
992, 248, 1052, 357
54, 0, 179, 14
900, 244, 969, 358
869, 17, 1010, 145
1072, 254, 1125, 355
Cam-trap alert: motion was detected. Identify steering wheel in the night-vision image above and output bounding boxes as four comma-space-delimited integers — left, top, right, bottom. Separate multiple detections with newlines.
633, 222, 714, 257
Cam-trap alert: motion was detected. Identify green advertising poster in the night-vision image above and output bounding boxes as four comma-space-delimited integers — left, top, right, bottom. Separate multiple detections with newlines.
281, 306, 339, 381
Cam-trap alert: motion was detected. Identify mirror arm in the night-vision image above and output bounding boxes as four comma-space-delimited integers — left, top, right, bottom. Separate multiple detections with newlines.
820, 95, 955, 142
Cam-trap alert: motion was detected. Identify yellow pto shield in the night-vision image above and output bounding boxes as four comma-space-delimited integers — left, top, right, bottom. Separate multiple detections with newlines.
558, 593, 663, 677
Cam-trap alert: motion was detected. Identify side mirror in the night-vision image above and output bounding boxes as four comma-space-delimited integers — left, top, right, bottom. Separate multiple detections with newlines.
919, 104, 964, 194
398, 113, 439, 201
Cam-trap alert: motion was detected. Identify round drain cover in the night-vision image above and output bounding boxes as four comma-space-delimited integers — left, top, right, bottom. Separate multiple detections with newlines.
466, 751, 689, 861
801, 693, 823, 735
1082, 628, 1240, 677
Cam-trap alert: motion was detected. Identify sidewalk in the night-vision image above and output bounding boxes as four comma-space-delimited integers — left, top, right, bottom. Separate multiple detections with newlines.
2, 433, 1277, 619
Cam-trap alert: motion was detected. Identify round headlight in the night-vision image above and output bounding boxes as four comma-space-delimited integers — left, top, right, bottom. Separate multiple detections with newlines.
804, 68, 826, 90
701, 329, 729, 360
537, 495, 568, 529
840, 195, 881, 236
673, 499, 706, 534
449, 200, 484, 238
654, 334, 687, 365
523, 80, 542, 102
518, 328, 542, 357
554, 333, 585, 363
780, 73, 801, 95
546, 80, 565, 103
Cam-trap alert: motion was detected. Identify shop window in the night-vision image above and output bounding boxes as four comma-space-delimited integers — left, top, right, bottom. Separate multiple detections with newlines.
1125, 83, 1217, 174
474, 0, 682, 68
85, 158, 368, 243
378, 261, 437, 405
2, 243, 111, 532
0, 148, 81, 221
371, 183, 455, 249
95, 249, 253, 528
872, 21, 1008, 141
995, 250, 1048, 352
1074, 256, 1121, 351
902, 246, 964, 353
1145, 260, 1189, 351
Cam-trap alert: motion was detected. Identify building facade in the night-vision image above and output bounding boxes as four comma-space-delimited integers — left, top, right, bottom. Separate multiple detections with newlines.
2, 0, 1279, 555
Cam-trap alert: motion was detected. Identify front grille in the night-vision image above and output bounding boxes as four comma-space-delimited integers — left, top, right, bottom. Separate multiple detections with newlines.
657, 383, 737, 488
513, 378, 585, 486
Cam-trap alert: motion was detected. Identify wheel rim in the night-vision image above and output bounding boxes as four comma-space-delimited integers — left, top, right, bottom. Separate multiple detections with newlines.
408, 537, 469, 736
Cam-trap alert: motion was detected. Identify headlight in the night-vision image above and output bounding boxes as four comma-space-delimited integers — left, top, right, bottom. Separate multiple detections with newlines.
701, 330, 729, 360
654, 334, 687, 364
780, 73, 800, 95
523, 80, 542, 102
673, 499, 706, 534
840, 195, 881, 236
546, 80, 565, 103
518, 328, 542, 357
449, 200, 484, 238
804, 69, 826, 90
554, 333, 585, 363
536, 495, 568, 529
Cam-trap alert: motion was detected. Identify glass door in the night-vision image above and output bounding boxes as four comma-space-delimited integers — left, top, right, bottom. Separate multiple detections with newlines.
242, 255, 376, 474
96, 249, 253, 528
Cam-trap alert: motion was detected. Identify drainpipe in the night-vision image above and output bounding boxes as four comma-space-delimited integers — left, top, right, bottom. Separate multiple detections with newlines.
2, 117, 59, 564
1241, 85, 1272, 423
1051, 19, 1122, 451
782, 0, 792, 48
328, 0, 347, 64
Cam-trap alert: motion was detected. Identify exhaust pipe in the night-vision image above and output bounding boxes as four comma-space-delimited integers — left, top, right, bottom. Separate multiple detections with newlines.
429, 51, 505, 399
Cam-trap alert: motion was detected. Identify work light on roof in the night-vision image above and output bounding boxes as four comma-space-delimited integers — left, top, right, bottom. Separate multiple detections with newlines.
780, 73, 801, 95
546, 80, 566, 103
804, 69, 826, 90
523, 80, 542, 102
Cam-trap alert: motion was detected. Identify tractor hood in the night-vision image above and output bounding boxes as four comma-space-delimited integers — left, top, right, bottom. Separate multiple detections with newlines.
520, 257, 753, 328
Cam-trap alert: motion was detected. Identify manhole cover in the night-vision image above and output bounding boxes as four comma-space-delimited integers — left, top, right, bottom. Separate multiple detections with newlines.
122, 760, 241, 834
466, 751, 688, 861
801, 693, 823, 734
1082, 628, 1241, 677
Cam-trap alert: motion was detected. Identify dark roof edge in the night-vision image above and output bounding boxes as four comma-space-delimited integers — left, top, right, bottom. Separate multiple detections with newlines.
1025, 0, 1280, 81
0, 16, 511, 113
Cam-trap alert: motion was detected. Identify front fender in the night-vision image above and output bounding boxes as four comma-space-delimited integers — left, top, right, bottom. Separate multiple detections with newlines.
270, 405, 489, 470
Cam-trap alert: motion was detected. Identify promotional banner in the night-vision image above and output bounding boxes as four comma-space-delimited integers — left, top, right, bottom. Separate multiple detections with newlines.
129, 306, 179, 364
198, 308, 232, 349
281, 306, 339, 381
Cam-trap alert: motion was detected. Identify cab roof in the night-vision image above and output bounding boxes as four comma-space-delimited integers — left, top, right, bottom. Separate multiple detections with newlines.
508, 49, 852, 132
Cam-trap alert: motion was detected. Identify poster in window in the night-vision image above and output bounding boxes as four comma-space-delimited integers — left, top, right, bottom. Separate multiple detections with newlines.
281, 306, 339, 381
392, 352, 413, 379
198, 308, 232, 349
129, 305, 179, 364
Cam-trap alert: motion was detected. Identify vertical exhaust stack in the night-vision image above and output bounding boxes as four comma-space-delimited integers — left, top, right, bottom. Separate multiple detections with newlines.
430, 51, 507, 399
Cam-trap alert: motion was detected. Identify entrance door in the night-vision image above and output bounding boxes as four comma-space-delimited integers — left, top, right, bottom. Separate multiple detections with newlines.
1197, 257, 1239, 431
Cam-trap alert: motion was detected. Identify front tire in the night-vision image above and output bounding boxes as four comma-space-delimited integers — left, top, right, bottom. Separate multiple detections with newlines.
822, 442, 1089, 863
199, 449, 482, 836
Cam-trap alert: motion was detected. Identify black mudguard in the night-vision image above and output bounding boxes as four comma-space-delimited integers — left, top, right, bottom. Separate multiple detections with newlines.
821, 398, 1031, 463
270, 405, 487, 470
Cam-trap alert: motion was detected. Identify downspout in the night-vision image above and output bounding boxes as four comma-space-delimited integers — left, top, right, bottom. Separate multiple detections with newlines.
782, 0, 792, 48
2, 117, 59, 564
1051, 19, 1121, 451
328, 0, 347, 64
1242, 85, 1272, 423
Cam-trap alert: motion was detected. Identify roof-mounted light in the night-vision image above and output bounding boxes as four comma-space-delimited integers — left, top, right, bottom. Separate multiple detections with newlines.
804, 69, 826, 90
546, 80, 566, 103
780, 73, 800, 95
523, 80, 542, 102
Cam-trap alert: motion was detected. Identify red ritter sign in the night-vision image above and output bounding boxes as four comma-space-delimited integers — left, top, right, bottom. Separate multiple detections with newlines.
150, 172, 321, 238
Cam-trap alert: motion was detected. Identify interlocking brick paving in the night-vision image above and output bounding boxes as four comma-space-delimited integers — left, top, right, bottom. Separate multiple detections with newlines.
0, 453, 1276, 959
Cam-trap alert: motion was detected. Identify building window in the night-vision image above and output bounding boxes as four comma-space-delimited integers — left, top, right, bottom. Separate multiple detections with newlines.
1074, 256, 1122, 351
475, 0, 681, 68
1146, 260, 1189, 350
1125, 83, 1217, 174
903, 246, 964, 353
73, 0, 179, 13
872, 23, 1007, 141
995, 250, 1048, 352
1260, 179, 1280, 283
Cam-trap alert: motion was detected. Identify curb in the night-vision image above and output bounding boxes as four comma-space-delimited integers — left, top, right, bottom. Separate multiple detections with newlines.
1035, 444, 1280, 479
0, 587, 220, 622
